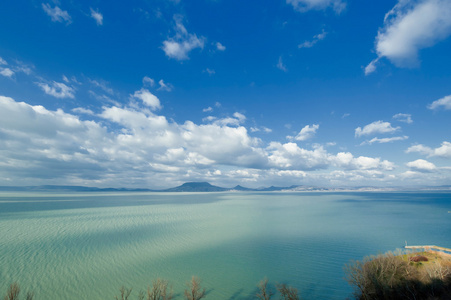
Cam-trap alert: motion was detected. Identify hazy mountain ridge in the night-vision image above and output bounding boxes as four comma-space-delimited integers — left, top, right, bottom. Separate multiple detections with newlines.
1, 182, 451, 192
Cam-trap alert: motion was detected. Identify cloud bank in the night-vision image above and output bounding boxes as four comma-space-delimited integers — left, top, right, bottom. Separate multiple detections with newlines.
0, 95, 399, 188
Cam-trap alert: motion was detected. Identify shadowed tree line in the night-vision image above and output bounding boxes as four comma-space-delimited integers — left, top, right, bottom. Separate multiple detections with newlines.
3, 251, 451, 300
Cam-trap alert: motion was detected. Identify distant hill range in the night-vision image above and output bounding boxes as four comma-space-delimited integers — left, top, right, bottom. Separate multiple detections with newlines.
0, 182, 451, 192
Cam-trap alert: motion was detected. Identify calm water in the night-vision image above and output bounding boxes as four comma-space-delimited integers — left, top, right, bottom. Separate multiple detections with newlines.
0, 192, 450, 299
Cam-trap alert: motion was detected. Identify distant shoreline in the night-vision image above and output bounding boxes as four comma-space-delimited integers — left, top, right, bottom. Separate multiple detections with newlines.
1, 181, 451, 193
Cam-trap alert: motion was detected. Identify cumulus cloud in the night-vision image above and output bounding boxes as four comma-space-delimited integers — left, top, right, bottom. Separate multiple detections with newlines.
406, 141, 451, 158
287, 0, 346, 13
202, 107, 213, 113
131, 89, 161, 110
90, 8, 103, 26
298, 29, 327, 48
0, 95, 403, 187
295, 124, 319, 141
42, 3, 71, 24
162, 16, 205, 61
334, 152, 395, 171
366, 0, 451, 73
361, 136, 409, 145
406, 159, 437, 172
36, 81, 75, 98
0, 68, 14, 78
393, 113, 413, 123
355, 121, 400, 137
267, 142, 331, 170
428, 94, 451, 110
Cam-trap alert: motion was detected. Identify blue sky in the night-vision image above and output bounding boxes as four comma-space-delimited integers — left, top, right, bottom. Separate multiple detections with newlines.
1, 0, 451, 188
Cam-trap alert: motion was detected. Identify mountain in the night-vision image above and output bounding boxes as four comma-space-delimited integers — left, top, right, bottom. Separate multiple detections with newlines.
162, 182, 228, 192
230, 185, 254, 191
257, 185, 300, 191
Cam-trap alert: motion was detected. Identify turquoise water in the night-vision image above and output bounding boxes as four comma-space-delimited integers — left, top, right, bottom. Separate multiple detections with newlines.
0, 192, 450, 299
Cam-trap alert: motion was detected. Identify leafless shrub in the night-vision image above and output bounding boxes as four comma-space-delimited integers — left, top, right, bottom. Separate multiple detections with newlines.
276, 283, 300, 300
424, 262, 451, 281
184, 276, 206, 300
256, 278, 274, 300
4, 283, 20, 300
3, 283, 33, 300
115, 286, 132, 300
345, 251, 451, 299
147, 279, 172, 300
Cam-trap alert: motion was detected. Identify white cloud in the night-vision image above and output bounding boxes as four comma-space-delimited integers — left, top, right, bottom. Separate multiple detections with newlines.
287, 0, 346, 13
36, 81, 75, 98
393, 113, 413, 123
131, 89, 161, 110
157, 79, 173, 92
90, 8, 103, 26
267, 142, 331, 170
355, 121, 400, 137
203, 107, 213, 113
72, 107, 94, 115
0, 95, 407, 187
277, 56, 287, 72
0, 68, 14, 78
204, 68, 215, 75
162, 16, 205, 61
364, 58, 379, 75
406, 141, 451, 158
142, 76, 155, 87
428, 95, 451, 110
298, 29, 328, 48
0, 57, 7, 65
251, 126, 272, 133
367, 0, 451, 72
295, 124, 319, 141
216, 42, 226, 51
213, 112, 246, 127
42, 3, 71, 24
406, 159, 437, 172
361, 136, 408, 145
334, 152, 395, 171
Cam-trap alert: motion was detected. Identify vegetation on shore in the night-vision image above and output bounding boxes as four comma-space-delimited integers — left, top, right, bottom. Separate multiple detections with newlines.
3, 250, 451, 300
345, 250, 451, 300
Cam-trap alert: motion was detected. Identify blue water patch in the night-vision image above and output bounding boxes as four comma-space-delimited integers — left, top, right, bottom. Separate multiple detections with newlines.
0, 192, 450, 299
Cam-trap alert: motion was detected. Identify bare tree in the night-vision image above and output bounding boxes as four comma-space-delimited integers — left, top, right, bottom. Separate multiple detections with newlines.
4, 283, 20, 300
184, 276, 206, 300
147, 279, 172, 300
277, 283, 300, 300
3, 283, 33, 300
256, 278, 274, 300
115, 286, 132, 300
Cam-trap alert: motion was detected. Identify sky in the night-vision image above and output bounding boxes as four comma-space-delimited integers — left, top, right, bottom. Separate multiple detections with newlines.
0, 0, 451, 189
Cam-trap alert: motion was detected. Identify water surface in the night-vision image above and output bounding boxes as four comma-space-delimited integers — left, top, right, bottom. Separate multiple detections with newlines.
0, 192, 450, 299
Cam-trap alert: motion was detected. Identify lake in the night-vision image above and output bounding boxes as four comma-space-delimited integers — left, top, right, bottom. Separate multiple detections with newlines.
0, 192, 450, 299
